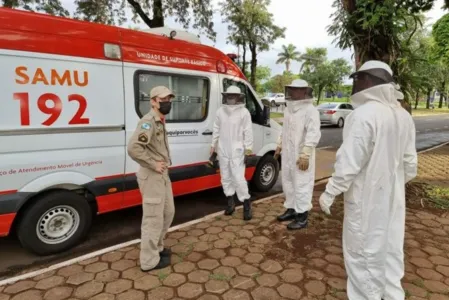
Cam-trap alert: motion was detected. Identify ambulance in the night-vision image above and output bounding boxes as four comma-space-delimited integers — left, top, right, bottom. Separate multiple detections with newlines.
0, 8, 282, 255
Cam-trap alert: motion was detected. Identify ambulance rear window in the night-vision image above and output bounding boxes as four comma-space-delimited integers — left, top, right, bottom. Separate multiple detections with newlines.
135, 71, 210, 123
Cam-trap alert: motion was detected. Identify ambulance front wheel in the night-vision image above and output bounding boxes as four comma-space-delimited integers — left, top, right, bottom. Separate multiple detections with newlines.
251, 154, 279, 192
17, 190, 92, 256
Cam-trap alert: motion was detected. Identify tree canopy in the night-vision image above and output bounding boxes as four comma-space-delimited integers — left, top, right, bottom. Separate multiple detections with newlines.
2, 0, 216, 40
276, 44, 302, 73
220, 0, 285, 86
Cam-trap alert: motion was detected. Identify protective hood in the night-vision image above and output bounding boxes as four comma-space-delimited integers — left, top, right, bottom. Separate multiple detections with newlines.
350, 84, 400, 109
223, 104, 246, 114
287, 98, 314, 113
394, 84, 404, 101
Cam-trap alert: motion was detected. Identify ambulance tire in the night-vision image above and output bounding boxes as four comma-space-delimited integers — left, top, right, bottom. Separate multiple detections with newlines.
251, 154, 279, 192
17, 190, 92, 256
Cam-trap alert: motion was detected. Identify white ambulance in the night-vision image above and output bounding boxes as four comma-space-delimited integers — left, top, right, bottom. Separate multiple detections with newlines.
0, 8, 282, 255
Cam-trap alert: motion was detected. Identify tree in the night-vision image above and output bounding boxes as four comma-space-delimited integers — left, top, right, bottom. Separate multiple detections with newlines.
432, 13, 449, 65
2, 0, 216, 40
327, 0, 438, 69
220, 0, 285, 87
431, 13, 449, 108
301, 55, 352, 104
276, 44, 301, 72
264, 72, 299, 94
394, 15, 435, 108
300, 47, 327, 73
1, 0, 69, 16
254, 66, 271, 94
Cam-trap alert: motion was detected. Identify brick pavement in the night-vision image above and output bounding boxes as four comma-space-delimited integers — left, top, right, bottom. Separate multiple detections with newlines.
1, 145, 449, 300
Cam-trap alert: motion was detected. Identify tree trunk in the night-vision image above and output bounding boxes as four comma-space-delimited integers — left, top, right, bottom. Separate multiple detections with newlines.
152, 0, 164, 27
286, 61, 290, 73
249, 44, 257, 87
439, 90, 444, 109
354, 45, 362, 70
127, 0, 164, 28
317, 88, 323, 105
414, 91, 419, 110
242, 44, 247, 76
426, 89, 431, 109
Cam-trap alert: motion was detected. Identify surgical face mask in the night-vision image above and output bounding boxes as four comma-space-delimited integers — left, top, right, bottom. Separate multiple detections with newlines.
159, 101, 172, 115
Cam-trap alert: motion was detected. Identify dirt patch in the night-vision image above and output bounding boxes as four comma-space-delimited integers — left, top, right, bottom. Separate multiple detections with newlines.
407, 182, 449, 213
261, 210, 343, 265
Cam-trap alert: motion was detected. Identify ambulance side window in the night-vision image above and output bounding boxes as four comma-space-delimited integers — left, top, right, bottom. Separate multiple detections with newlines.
223, 79, 263, 125
135, 71, 210, 123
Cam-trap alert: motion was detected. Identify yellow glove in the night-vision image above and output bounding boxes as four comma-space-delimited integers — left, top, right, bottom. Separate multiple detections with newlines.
297, 157, 309, 171
274, 147, 281, 160
244, 149, 252, 165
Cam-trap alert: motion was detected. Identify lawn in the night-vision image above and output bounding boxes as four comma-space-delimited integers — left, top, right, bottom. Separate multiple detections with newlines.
412, 107, 449, 116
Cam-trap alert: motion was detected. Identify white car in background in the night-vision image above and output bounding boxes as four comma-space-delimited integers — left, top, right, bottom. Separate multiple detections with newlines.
262, 93, 286, 107
317, 102, 354, 128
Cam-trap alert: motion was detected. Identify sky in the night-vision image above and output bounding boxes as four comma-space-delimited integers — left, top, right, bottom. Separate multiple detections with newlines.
60, 0, 448, 77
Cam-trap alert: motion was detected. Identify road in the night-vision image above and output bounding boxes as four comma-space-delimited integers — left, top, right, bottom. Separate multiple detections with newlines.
0, 114, 448, 279
317, 114, 449, 150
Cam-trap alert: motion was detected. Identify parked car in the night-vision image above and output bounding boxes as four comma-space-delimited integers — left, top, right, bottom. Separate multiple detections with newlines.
317, 102, 354, 128
262, 93, 286, 107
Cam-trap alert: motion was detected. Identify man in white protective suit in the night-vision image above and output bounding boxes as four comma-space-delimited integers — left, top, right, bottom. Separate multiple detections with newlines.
274, 79, 321, 230
211, 86, 254, 221
318, 60, 418, 300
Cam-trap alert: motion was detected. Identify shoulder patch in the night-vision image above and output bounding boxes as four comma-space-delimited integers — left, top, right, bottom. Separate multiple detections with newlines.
141, 123, 151, 130
138, 133, 148, 143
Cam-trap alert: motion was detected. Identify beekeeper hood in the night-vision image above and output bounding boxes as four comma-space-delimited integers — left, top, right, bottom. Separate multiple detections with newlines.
349, 60, 398, 108
222, 86, 246, 113
394, 83, 405, 101
285, 79, 314, 113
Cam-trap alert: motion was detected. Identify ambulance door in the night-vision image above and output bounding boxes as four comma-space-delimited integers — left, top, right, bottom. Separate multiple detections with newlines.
123, 66, 218, 202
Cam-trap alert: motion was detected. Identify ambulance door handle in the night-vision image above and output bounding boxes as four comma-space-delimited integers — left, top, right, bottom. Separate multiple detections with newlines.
202, 129, 213, 135
266, 131, 271, 136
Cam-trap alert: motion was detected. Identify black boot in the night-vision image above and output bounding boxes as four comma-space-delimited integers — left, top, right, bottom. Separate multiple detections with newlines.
243, 200, 252, 221
287, 211, 308, 230
141, 255, 170, 272
277, 209, 296, 222
224, 195, 235, 216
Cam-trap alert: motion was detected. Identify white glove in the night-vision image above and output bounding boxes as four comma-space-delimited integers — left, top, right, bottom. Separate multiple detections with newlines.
319, 191, 335, 215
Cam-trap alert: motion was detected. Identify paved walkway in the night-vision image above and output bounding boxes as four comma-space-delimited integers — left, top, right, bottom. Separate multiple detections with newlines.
1, 145, 449, 300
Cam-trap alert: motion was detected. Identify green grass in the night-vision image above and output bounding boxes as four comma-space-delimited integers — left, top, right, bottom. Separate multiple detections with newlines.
209, 273, 234, 281
412, 107, 449, 116
319, 97, 350, 103
425, 186, 449, 209
270, 112, 284, 119
158, 272, 169, 281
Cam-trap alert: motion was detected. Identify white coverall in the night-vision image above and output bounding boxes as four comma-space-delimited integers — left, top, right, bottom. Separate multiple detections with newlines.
212, 105, 253, 202
324, 84, 418, 300
279, 99, 321, 213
